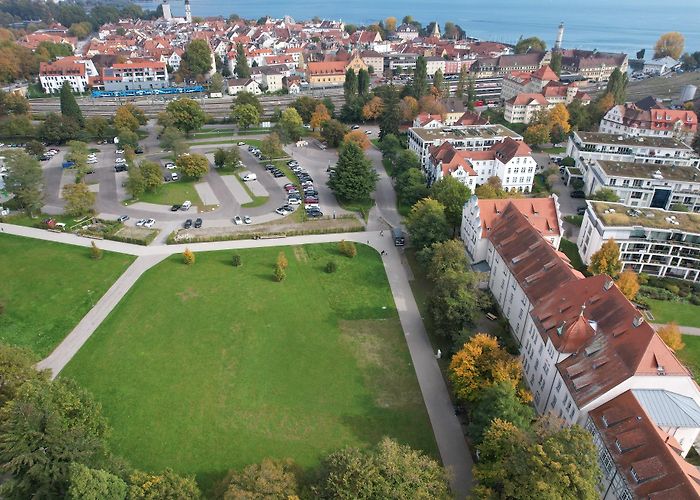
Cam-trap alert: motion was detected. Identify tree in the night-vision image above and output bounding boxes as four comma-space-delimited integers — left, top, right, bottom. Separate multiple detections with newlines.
165, 98, 206, 134
260, 132, 282, 159
343, 129, 371, 149
412, 56, 428, 98
379, 85, 400, 139
550, 51, 562, 76
129, 469, 200, 499
329, 142, 378, 202
616, 270, 640, 300
362, 96, 384, 120
209, 72, 224, 94
418, 95, 446, 116
395, 168, 429, 207
67, 463, 127, 500
429, 269, 483, 342
126, 163, 146, 199
219, 458, 298, 499
315, 437, 449, 500
606, 68, 628, 105
384, 16, 397, 32
430, 176, 471, 234
0, 343, 48, 408
117, 128, 139, 149
0, 90, 30, 116
514, 36, 546, 54
589, 187, 620, 201
474, 417, 600, 500
233, 91, 262, 115
432, 68, 444, 97
657, 322, 685, 351
62, 182, 95, 216
177, 153, 209, 179
406, 198, 450, 249
423, 239, 470, 282
213, 147, 241, 170
3, 151, 43, 214
231, 103, 260, 130
181, 39, 212, 78
450, 333, 525, 403
468, 382, 534, 444
291, 96, 321, 123
234, 42, 250, 78
338, 240, 357, 258
547, 103, 571, 134
90, 241, 103, 260
183, 248, 195, 265
59, 81, 83, 127
68, 21, 91, 39
159, 126, 185, 151
276, 107, 304, 143
114, 105, 140, 132
310, 103, 331, 130
140, 160, 163, 192
524, 123, 550, 146
550, 123, 567, 145
273, 263, 286, 282
399, 95, 419, 122
343, 68, 358, 98
0, 379, 113, 499
84, 116, 111, 141
455, 66, 467, 98
654, 32, 685, 59
321, 119, 347, 147
358, 68, 370, 96
588, 239, 622, 277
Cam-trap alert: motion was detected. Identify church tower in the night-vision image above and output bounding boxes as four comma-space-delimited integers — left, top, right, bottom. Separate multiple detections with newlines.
161, 0, 172, 21
185, 0, 192, 23
431, 21, 440, 38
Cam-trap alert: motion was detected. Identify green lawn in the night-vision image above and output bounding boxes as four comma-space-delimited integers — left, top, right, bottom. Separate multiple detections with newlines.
647, 299, 700, 328
339, 198, 374, 222
0, 234, 134, 357
536, 146, 567, 154
678, 336, 700, 380
135, 181, 204, 207
63, 244, 437, 491
193, 130, 235, 139
559, 239, 589, 275
563, 215, 583, 227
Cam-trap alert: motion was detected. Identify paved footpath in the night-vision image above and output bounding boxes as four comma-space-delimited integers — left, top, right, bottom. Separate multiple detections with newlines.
652, 323, 700, 337
1, 222, 472, 498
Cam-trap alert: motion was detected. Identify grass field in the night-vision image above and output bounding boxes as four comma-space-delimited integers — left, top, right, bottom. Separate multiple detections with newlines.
135, 180, 204, 207
0, 234, 134, 357
63, 244, 436, 491
678, 336, 700, 381
647, 299, 700, 328
559, 239, 589, 275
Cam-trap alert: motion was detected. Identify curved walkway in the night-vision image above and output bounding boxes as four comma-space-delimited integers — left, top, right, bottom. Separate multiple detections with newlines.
1, 222, 472, 498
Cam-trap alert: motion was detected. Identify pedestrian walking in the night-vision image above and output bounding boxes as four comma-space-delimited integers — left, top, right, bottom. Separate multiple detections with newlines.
380, 230, 384, 236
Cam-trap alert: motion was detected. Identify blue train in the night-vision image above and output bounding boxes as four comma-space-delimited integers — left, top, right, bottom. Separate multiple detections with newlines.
91, 86, 205, 98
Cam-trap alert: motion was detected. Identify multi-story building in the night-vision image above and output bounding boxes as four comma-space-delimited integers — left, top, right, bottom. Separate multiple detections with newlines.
599, 97, 698, 145
305, 61, 346, 86
226, 78, 261, 96
565, 131, 700, 178
582, 159, 700, 210
503, 93, 552, 124
251, 65, 287, 92
461, 194, 562, 263
39, 56, 98, 94
386, 53, 418, 73
425, 56, 446, 77
101, 60, 169, 92
559, 49, 629, 82
578, 201, 700, 282
426, 138, 537, 192
407, 124, 523, 166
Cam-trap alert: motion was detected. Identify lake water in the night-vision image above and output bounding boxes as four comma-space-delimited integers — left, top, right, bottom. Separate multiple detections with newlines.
151, 0, 700, 55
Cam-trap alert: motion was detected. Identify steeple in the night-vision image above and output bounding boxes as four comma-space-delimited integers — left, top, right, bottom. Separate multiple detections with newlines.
431, 21, 440, 38
184, 0, 192, 23
161, 0, 172, 22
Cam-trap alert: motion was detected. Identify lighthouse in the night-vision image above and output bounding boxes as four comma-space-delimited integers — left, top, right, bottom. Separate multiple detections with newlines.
185, 0, 192, 23
554, 22, 564, 51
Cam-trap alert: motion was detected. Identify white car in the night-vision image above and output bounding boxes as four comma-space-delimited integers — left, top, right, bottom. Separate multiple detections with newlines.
287, 197, 301, 205
143, 218, 156, 228
115, 158, 126, 163
243, 216, 252, 224
365, 130, 372, 135
135, 218, 146, 227
237, 141, 246, 146
165, 162, 176, 170
87, 159, 98, 164
115, 149, 124, 154
171, 172, 179, 181
233, 215, 243, 225
0, 206, 9, 216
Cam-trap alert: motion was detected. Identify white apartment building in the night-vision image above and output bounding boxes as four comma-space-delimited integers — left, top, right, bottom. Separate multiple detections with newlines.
39, 57, 98, 94
426, 137, 537, 192
503, 93, 552, 124
226, 78, 261, 96
578, 201, 700, 282
583, 159, 700, 211
407, 124, 523, 166
460, 194, 561, 263
102, 60, 169, 92
565, 131, 700, 178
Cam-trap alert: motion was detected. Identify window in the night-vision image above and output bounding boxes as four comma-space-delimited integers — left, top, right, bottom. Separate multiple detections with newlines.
556, 379, 562, 391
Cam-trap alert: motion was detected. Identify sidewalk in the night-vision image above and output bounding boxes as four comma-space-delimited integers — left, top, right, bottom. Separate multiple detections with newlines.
652, 323, 700, 337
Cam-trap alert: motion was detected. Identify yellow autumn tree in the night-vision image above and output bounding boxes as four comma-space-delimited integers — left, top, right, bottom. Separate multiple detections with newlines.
657, 322, 685, 352
595, 92, 615, 117
384, 16, 397, 32
616, 270, 640, 300
362, 96, 384, 120
183, 247, 195, 265
588, 239, 621, 278
309, 103, 331, 131
449, 333, 527, 403
343, 130, 371, 149
654, 32, 685, 60
547, 103, 571, 134
399, 96, 419, 122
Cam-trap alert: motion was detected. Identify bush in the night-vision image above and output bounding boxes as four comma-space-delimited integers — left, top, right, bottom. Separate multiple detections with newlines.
277, 251, 288, 270
326, 260, 337, 273
665, 284, 680, 295
638, 285, 679, 301
273, 263, 286, 282
690, 294, 700, 306
338, 240, 357, 258
183, 248, 195, 265
89, 241, 103, 260
232, 254, 242, 267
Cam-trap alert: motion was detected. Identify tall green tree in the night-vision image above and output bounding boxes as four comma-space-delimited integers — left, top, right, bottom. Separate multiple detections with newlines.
164, 98, 206, 134
59, 81, 83, 127
379, 85, 400, 139
291, 95, 321, 123
422, 239, 470, 282
209, 72, 224, 94
550, 52, 562, 76
139, 160, 162, 192
396, 168, 429, 207
606, 67, 628, 105
62, 182, 95, 216
126, 163, 146, 199
466, 76, 477, 110
455, 65, 467, 98
3, 151, 43, 214
234, 42, 250, 78
468, 382, 534, 444
0, 344, 48, 408
180, 39, 212, 79
358, 68, 370, 96
321, 119, 348, 147
233, 91, 262, 115
231, 103, 260, 129
275, 107, 304, 143
343, 68, 358, 97
432, 68, 445, 97
430, 268, 481, 341
406, 198, 450, 249
412, 55, 428, 99
176, 153, 209, 180
514, 36, 546, 53
0, 379, 114, 499
430, 176, 471, 234
328, 141, 378, 202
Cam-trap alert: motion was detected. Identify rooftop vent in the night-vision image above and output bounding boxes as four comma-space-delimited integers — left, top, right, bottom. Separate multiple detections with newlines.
657, 365, 666, 376
604, 279, 614, 291
652, 170, 663, 180
633, 316, 644, 328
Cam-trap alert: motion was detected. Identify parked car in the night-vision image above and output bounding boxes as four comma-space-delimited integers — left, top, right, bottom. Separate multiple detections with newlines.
365, 130, 372, 135
115, 149, 124, 154
163, 174, 172, 182
351, 125, 360, 130
238, 141, 246, 146
265, 164, 276, 171
170, 204, 181, 211
284, 184, 297, 191
115, 158, 126, 163
273, 171, 284, 178
577, 206, 587, 215
194, 218, 202, 228
165, 162, 176, 169
571, 190, 586, 199
117, 215, 129, 223
143, 218, 156, 228
305, 209, 323, 218
288, 197, 301, 205
114, 165, 127, 172
135, 147, 144, 154
171, 172, 179, 181
135, 218, 146, 227
233, 215, 243, 225
242, 173, 257, 181
181, 200, 192, 210
287, 160, 299, 167
184, 219, 193, 229
243, 216, 252, 224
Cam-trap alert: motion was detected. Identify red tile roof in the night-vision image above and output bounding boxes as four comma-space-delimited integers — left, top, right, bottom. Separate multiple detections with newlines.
509, 93, 550, 106
492, 136, 532, 163
531, 64, 559, 82
306, 61, 346, 76
476, 197, 560, 239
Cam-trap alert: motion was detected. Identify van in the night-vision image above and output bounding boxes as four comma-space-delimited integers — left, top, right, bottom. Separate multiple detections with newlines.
181, 200, 192, 211
392, 227, 405, 246
242, 173, 257, 181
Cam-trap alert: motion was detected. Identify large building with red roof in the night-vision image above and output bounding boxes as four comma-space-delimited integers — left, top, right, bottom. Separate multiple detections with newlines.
39, 56, 98, 94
